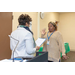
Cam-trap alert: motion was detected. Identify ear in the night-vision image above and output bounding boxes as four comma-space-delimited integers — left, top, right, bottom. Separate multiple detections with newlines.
25, 22, 28, 25
25, 22, 29, 27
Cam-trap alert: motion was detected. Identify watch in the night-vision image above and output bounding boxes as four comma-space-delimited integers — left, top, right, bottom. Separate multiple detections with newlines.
40, 12, 44, 19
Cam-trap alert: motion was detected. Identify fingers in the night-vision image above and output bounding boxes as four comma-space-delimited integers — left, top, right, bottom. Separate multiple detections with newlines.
62, 56, 69, 60
36, 46, 40, 50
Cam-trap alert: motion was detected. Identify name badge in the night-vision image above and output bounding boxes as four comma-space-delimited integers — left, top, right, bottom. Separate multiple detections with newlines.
47, 41, 50, 45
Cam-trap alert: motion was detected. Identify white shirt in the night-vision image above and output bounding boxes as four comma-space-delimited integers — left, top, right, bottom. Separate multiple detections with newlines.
10, 27, 36, 58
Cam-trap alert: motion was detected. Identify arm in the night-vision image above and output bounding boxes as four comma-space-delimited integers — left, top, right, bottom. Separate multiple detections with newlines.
57, 32, 68, 59
57, 32, 66, 55
41, 29, 46, 38
25, 32, 36, 55
41, 29, 47, 51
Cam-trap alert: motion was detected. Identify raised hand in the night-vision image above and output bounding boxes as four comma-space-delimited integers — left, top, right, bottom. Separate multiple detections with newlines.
41, 28, 46, 35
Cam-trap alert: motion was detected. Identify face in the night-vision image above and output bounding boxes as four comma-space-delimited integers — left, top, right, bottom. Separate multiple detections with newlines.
48, 23, 55, 32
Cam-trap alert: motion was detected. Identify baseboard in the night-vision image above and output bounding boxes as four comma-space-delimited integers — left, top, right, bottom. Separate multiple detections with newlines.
69, 49, 75, 51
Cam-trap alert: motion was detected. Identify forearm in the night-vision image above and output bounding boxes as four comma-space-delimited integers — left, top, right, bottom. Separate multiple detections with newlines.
62, 47, 66, 56
41, 34, 46, 38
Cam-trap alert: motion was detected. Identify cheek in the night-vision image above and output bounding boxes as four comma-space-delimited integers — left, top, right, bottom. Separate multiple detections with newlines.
50, 27, 52, 29
53, 27, 55, 30
48, 27, 50, 30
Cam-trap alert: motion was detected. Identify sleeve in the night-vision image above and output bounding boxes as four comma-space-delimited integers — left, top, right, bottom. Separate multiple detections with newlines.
41, 34, 46, 38
25, 32, 36, 55
43, 43, 47, 51
57, 32, 66, 55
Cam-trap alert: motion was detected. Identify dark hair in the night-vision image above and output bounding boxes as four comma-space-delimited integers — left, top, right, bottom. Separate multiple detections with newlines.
18, 14, 32, 25
48, 22, 57, 31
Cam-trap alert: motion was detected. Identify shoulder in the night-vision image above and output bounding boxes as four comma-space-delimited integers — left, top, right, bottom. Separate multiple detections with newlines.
17, 27, 31, 34
55, 31, 62, 36
54, 31, 63, 39
11, 27, 32, 37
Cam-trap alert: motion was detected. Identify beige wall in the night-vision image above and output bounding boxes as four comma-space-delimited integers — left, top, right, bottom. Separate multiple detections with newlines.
13, 12, 59, 40
40, 12, 59, 36
12, 12, 38, 40
39, 12, 59, 47
40, 12, 75, 50
12, 12, 59, 47
58, 12, 75, 51
13, 12, 75, 50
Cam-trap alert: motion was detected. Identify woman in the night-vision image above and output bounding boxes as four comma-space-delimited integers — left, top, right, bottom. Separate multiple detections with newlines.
10, 14, 40, 58
41, 22, 68, 62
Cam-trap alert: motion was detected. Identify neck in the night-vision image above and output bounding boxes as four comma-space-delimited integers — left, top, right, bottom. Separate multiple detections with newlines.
49, 31, 53, 33
49, 31, 52, 33
49, 30, 55, 33
20, 25, 28, 27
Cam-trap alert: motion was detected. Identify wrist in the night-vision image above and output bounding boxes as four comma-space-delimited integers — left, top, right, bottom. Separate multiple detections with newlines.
62, 53, 66, 56
41, 34, 45, 36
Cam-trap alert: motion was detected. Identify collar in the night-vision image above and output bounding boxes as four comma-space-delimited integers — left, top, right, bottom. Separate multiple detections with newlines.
19, 25, 28, 28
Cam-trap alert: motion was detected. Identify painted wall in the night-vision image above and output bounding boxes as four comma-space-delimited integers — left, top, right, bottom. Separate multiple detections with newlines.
40, 12, 59, 36
13, 12, 60, 45
12, 12, 38, 40
58, 12, 75, 51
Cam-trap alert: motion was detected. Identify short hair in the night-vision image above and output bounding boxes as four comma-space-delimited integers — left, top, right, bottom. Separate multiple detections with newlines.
48, 22, 57, 31
18, 14, 32, 25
